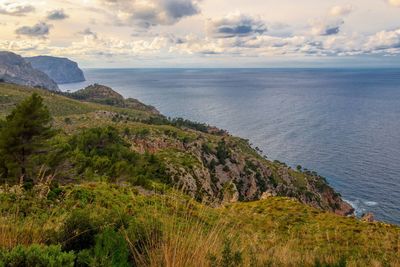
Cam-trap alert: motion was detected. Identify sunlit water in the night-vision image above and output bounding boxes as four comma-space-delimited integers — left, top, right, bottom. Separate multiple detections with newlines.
60, 68, 400, 224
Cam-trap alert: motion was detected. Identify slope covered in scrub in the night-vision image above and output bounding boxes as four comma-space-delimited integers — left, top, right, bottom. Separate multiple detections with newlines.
0, 82, 352, 215
2, 82, 397, 266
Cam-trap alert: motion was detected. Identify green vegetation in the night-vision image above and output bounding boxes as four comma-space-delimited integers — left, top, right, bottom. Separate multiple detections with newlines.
0, 93, 55, 183
0, 182, 399, 267
65, 126, 168, 186
0, 83, 399, 266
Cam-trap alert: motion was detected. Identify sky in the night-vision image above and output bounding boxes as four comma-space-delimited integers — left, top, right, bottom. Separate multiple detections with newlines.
0, 0, 400, 67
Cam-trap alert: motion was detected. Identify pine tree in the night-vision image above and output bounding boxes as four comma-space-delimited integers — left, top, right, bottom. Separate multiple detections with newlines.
0, 93, 54, 182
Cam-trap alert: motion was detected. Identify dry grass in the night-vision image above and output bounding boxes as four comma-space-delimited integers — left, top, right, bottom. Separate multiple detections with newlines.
0, 182, 399, 266
0, 216, 45, 250
125, 193, 231, 267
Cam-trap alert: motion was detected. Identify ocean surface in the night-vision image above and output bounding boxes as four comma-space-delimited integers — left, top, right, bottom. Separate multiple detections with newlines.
60, 68, 400, 224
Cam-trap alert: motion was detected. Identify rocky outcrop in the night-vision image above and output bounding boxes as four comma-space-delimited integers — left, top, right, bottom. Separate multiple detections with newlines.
25, 56, 85, 84
0, 51, 59, 91
361, 212, 375, 222
124, 126, 354, 216
67, 84, 160, 114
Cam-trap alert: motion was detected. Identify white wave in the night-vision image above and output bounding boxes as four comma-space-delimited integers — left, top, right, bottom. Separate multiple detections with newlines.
363, 201, 378, 207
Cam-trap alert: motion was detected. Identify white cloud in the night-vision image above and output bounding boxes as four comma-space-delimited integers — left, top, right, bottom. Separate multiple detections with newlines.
0, 1, 35, 16
329, 5, 353, 16
365, 29, 400, 52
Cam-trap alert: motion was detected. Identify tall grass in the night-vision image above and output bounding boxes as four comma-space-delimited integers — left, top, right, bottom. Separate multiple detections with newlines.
0, 181, 399, 266
124, 191, 232, 267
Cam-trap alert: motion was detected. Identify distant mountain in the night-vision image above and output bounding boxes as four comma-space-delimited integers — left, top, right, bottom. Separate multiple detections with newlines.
0, 51, 59, 91
25, 55, 85, 84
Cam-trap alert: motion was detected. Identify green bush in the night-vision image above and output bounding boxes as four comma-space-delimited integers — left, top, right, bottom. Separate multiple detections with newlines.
60, 210, 99, 252
67, 126, 169, 186
91, 228, 130, 267
208, 239, 242, 267
0, 245, 75, 267
216, 140, 230, 165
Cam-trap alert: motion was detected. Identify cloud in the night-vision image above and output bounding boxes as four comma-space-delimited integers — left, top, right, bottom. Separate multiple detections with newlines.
207, 12, 267, 38
78, 28, 98, 39
98, 0, 201, 28
329, 5, 353, 16
311, 19, 344, 36
0, 1, 35, 16
0, 39, 50, 54
46, 9, 69, 20
387, 0, 400, 7
365, 29, 400, 51
15, 22, 52, 37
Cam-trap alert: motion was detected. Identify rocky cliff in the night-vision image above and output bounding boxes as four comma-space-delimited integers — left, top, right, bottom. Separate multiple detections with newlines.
25, 56, 85, 84
0, 51, 59, 91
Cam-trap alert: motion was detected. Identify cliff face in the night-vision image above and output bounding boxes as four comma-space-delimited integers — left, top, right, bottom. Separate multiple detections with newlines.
125, 125, 354, 215
0, 51, 59, 91
25, 56, 85, 84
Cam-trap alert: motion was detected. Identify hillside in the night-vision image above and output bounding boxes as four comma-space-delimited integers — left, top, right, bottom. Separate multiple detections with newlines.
0, 83, 352, 215
0, 52, 59, 91
1, 83, 399, 266
66, 84, 160, 115
25, 56, 85, 84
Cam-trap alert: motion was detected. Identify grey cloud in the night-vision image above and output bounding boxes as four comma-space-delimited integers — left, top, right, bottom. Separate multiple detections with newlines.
163, 0, 199, 20
15, 22, 51, 37
312, 20, 343, 36
99, 0, 201, 28
78, 28, 98, 39
323, 26, 340, 36
208, 13, 267, 38
0, 2, 35, 16
47, 9, 69, 20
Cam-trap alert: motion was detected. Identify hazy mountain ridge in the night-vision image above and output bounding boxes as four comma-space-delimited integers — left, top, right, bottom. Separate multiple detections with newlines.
25, 55, 85, 84
0, 51, 59, 91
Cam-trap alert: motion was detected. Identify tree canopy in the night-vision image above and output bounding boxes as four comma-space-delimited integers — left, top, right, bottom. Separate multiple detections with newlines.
0, 93, 54, 181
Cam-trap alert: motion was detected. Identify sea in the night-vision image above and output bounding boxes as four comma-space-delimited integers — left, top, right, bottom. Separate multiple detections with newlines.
60, 68, 400, 225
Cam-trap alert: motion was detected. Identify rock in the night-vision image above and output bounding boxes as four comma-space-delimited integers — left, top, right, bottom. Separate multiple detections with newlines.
25, 56, 85, 84
0, 51, 59, 91
261, 190, 277, 199
361, 212, 375, 222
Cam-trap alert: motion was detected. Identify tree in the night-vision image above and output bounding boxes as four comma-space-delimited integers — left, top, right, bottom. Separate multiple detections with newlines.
0, 93, 54, 182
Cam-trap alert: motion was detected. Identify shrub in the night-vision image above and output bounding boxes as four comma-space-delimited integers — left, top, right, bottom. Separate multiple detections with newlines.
60, 210, 99, 252
0, 244, 75, 267
92, 228, 130, 267
216, 140, 230, 165
76, 228, 130, 267
67, 126, 169, 186
208, 239, 242, 267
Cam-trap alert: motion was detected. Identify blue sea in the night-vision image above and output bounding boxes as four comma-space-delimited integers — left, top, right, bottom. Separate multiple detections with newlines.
60, 68, 400, 224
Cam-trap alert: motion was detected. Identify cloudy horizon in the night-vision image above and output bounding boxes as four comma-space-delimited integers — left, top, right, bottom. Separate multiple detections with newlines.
1, 0, 400, 67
